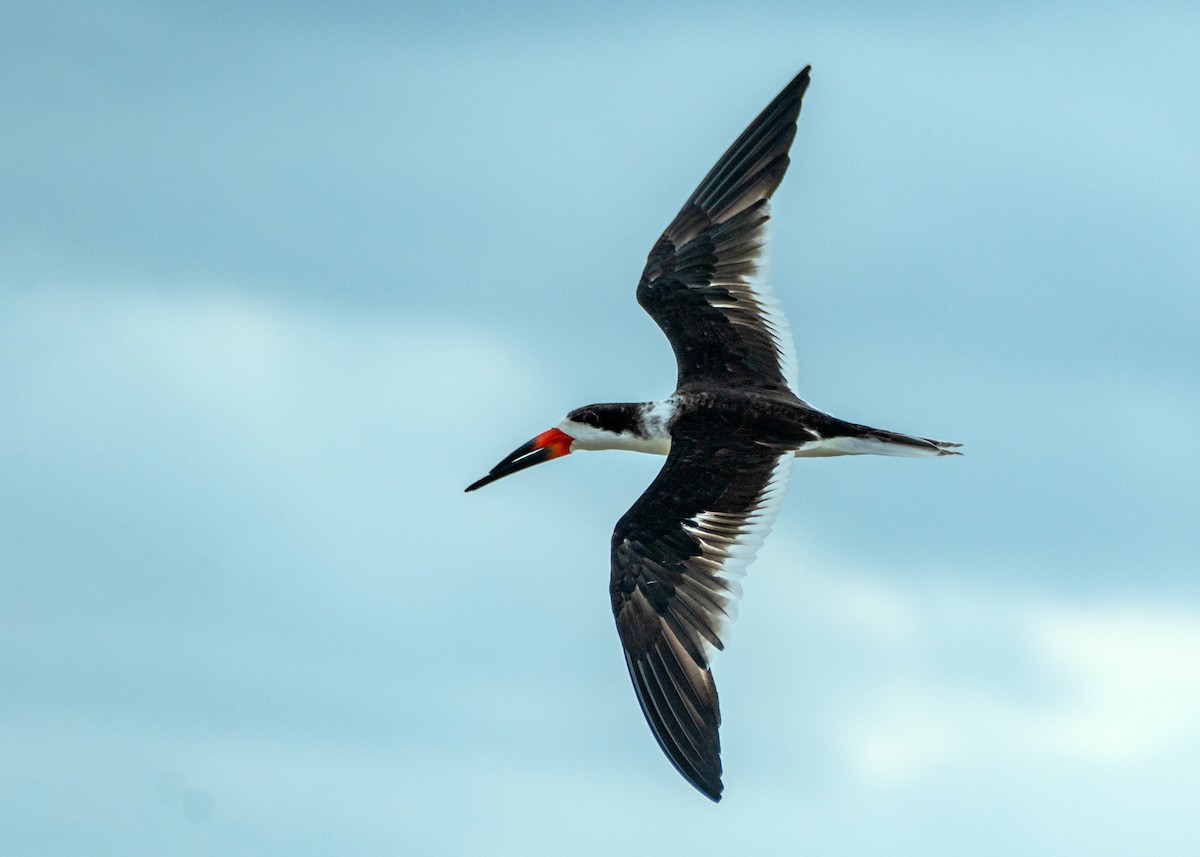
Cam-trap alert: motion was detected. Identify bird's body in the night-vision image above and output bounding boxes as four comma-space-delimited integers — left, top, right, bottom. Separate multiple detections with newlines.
466, 67, 959, 801
556, 393, 960, 460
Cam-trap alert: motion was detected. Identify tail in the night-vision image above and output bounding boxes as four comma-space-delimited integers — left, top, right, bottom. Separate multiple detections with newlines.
794, 424, 963, 459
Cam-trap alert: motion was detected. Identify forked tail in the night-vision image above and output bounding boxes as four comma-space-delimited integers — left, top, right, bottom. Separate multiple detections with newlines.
794, 424, 962, 458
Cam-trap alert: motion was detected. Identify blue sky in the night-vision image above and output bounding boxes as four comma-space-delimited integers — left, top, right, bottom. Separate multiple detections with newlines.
3, 1, 1199, 854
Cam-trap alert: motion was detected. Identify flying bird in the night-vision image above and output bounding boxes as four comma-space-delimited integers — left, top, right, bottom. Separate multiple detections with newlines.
466, 67, 960, 801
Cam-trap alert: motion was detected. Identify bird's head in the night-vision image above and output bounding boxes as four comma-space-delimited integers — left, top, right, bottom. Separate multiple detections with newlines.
464, 404, 646, 492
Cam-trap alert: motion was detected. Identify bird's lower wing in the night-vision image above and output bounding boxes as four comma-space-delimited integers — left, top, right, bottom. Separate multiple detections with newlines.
609, 433, 793, 800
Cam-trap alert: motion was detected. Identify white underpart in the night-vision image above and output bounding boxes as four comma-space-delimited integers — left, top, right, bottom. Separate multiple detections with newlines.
679, 452, 793, 653
556, 405, 673, 455
793, 435, 948, 458
708, 214, 802, 396
640, 397, 676, 439
749, 225, 801, 396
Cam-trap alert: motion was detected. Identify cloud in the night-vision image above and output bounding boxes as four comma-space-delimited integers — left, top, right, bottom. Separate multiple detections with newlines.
1027, 605, 1200, 763
758, 544, 1200, 784
3, 283, 1199, 854
4, 3, 1200, 851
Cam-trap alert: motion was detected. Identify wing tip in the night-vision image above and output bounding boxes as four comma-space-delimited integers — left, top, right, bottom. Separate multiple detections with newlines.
790, 65, 813, 93
620, 636, 727, 802
695, 774, 724, 803
673, 751, 725, 803
774, 65, 812, 111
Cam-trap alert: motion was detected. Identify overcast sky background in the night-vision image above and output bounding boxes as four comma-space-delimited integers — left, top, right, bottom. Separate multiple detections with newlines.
3, 1, 1199, 854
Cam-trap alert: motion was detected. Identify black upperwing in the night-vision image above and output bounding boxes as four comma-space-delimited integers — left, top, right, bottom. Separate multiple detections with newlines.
637, 68, 811, 395
609, 423, 794, 801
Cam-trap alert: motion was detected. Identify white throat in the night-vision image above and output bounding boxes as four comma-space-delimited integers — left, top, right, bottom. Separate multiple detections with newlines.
557, 399, 674, 455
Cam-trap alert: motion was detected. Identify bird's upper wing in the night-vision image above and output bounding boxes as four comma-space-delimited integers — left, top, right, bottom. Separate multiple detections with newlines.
609, 426, 793, 801
637, 67, 810, 396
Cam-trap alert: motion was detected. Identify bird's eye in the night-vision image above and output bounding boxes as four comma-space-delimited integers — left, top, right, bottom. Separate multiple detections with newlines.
581, 411, 600, 427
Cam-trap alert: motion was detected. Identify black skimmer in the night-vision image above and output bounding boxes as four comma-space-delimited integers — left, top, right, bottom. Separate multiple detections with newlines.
466, 67, 960, 801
